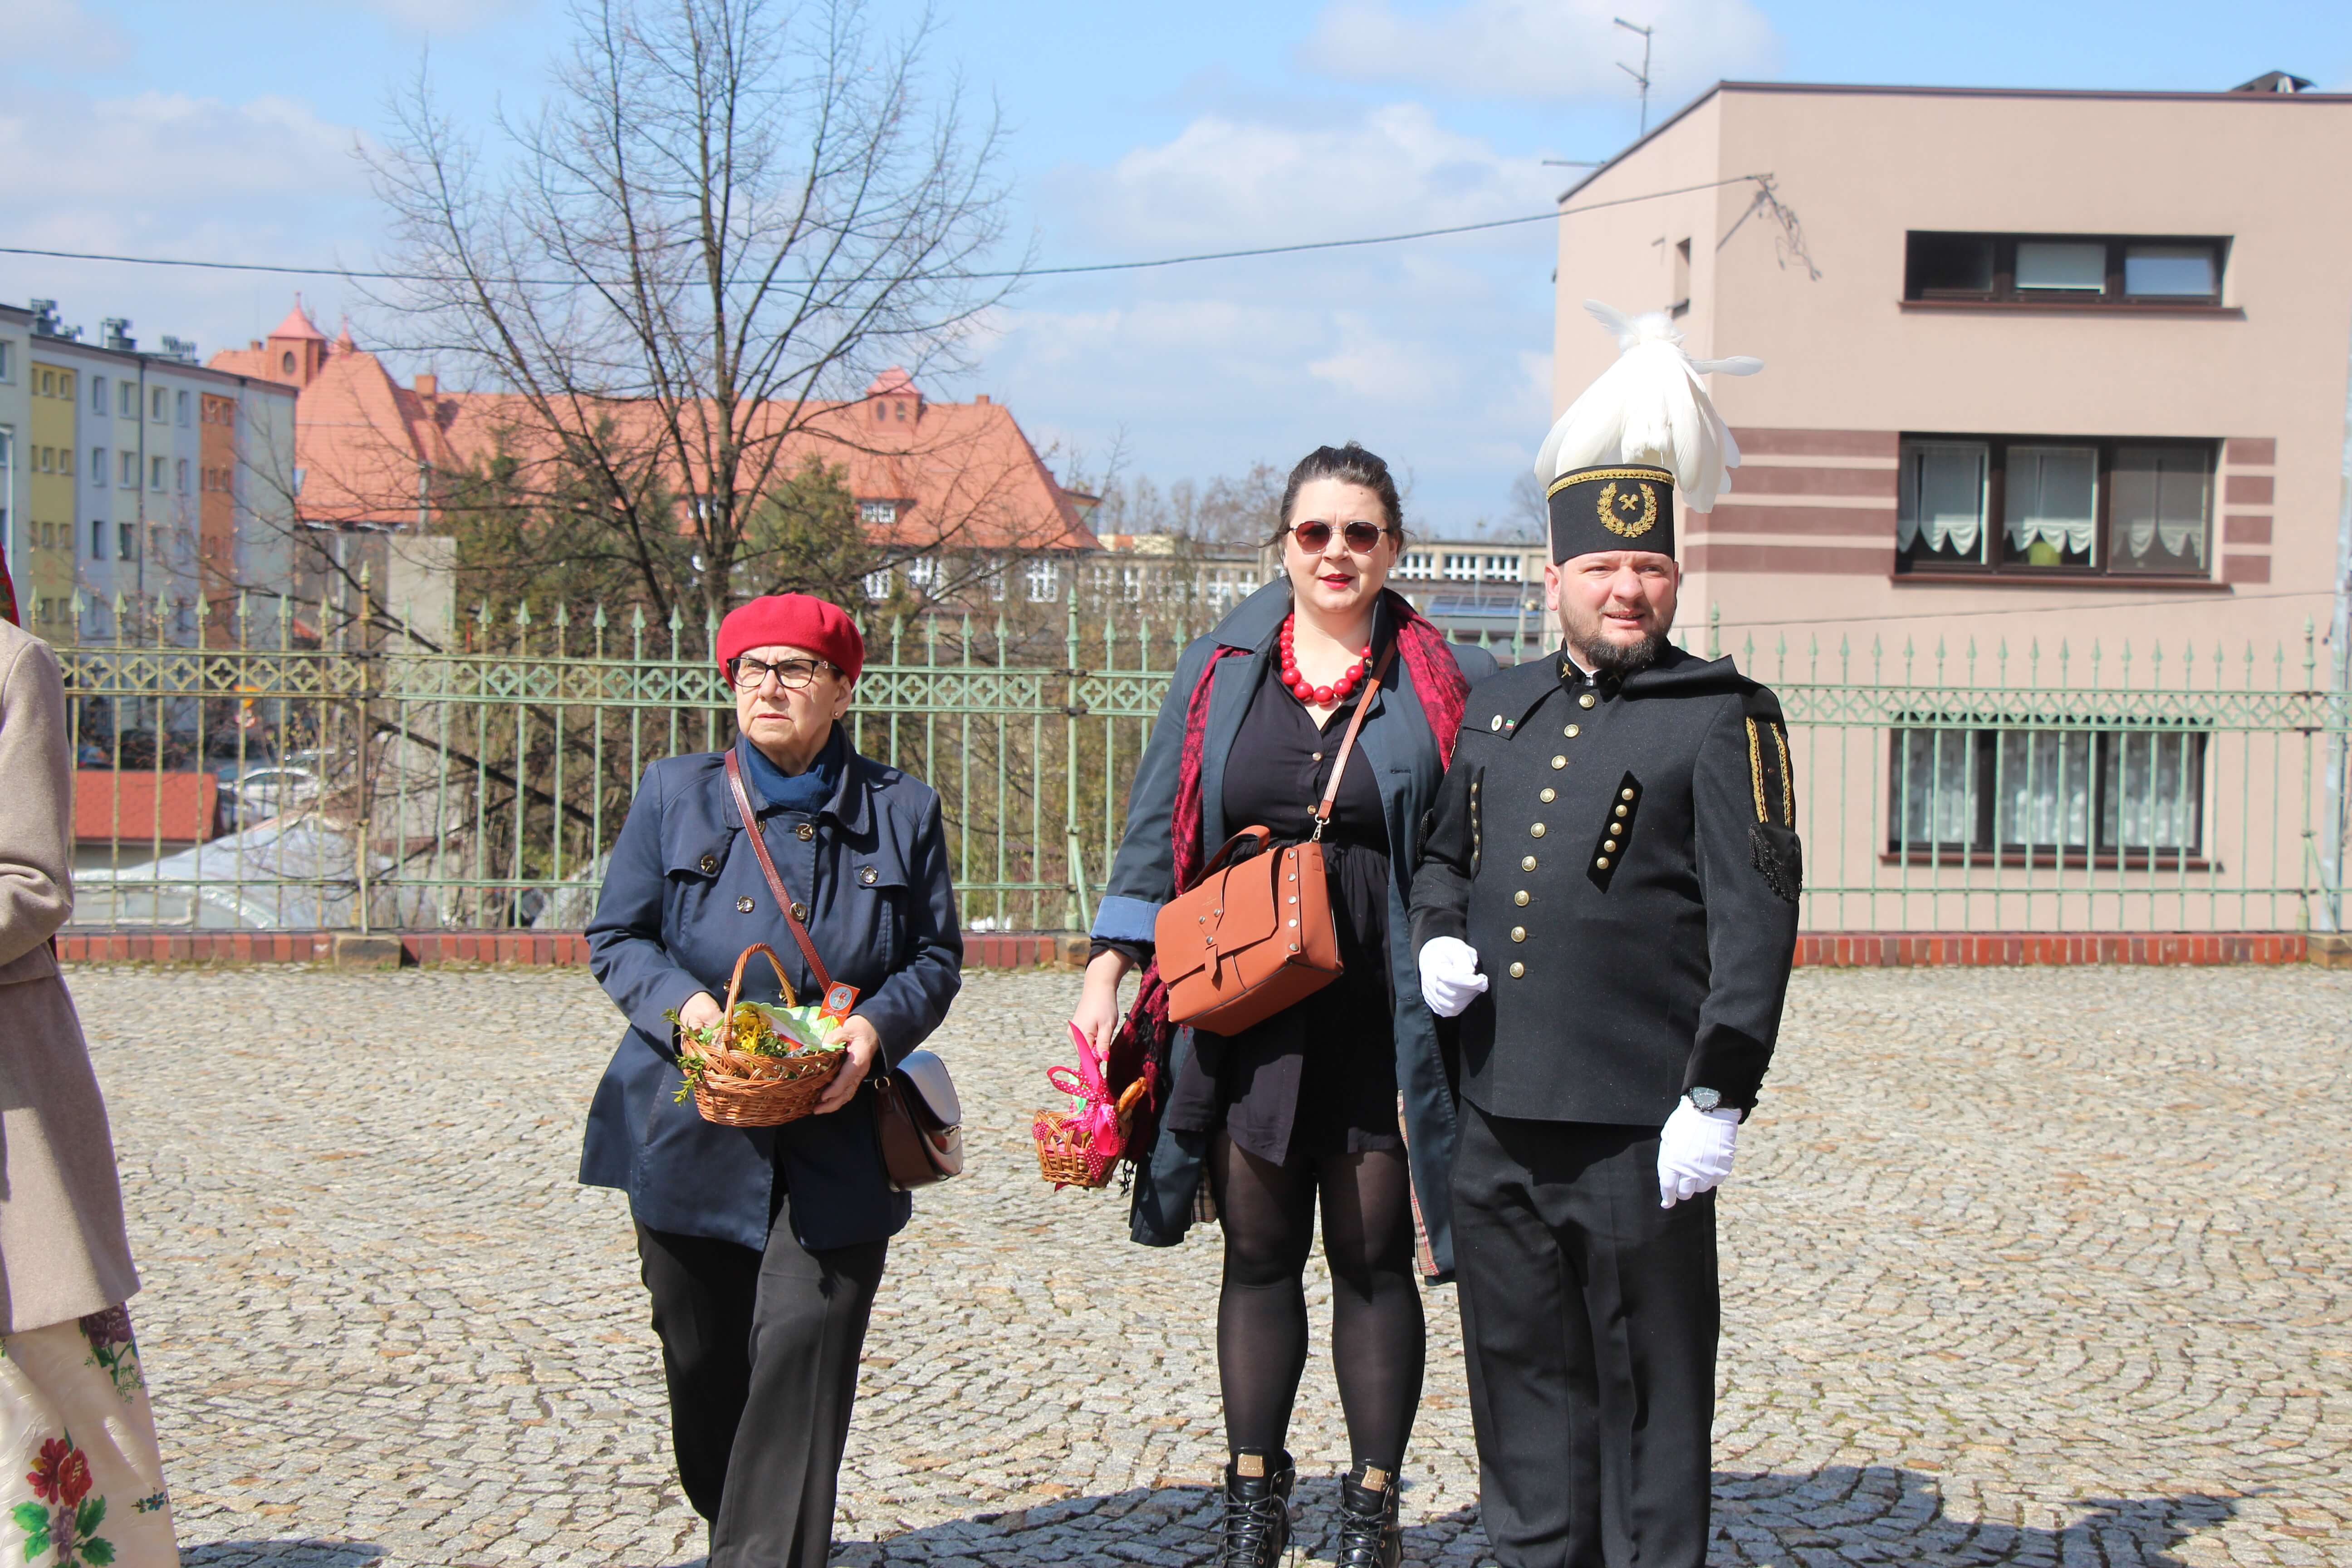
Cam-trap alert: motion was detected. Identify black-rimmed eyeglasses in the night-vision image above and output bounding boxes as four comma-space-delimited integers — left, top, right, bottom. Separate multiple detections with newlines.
1289, 520, 1394, 554
728, 655, 837, 691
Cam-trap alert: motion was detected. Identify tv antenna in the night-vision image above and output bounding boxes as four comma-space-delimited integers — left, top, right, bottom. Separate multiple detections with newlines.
1615, 18, 1655, 136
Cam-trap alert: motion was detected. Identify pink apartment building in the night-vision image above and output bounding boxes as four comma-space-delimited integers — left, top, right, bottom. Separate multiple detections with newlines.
1552, 75, 2352, 943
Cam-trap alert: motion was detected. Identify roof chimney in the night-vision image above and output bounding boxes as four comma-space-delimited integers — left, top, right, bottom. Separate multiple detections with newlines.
975, 393, 990, 404
415, 373, 437, 398
2230, 70, 2313, 93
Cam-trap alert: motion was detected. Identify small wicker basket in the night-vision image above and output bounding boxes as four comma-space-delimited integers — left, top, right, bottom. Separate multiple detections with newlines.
1032, 1078, 1149, 1190
687, 944, 845, 1128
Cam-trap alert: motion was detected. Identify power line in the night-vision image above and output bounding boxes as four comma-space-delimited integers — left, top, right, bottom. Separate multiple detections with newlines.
0, 175, 1768, 289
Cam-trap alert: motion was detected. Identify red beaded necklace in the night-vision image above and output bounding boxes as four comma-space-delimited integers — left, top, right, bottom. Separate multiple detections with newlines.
1279, 613, 1371, 707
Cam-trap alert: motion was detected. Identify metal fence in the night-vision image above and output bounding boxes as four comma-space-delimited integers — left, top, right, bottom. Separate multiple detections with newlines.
55, 594, 2352, 936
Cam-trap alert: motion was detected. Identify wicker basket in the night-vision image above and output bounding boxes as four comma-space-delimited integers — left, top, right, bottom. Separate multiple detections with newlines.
1032, 1078, 1149, 1190
687, 944, 845, 1128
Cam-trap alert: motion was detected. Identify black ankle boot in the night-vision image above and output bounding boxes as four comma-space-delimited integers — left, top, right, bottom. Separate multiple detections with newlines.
1217, 1450, 1294, 1567
1333, 1462, 1401, 1568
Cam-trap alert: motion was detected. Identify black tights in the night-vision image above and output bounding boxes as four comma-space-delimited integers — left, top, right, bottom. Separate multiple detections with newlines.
1208, 1134, 1426, 1472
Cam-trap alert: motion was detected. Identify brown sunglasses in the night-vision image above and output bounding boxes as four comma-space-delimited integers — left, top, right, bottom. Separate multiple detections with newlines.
1289, 519, 1393, 554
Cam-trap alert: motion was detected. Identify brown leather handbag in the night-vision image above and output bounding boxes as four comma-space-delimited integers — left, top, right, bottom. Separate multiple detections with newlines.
1152, 647, 1393, 1035
724, 749, 961, 1190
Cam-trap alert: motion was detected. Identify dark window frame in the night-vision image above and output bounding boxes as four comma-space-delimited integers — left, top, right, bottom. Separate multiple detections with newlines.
1904, 231, 2230, 307
1884, 722, 2210, 867
1896, 433, 2217, 580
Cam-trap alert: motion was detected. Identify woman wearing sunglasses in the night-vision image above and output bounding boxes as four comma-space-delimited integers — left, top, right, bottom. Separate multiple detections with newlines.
1072, 443, 1496, 1567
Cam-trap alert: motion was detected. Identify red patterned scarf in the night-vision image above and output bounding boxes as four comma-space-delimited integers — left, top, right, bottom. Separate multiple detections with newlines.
1105, 591, 1471, 1172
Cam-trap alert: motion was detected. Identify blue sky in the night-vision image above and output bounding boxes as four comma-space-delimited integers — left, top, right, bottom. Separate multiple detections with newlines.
5, 0, 2346, 526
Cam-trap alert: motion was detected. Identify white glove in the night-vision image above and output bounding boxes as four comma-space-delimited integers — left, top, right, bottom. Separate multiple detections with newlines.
1416, 936, 1488, 1018
1656, 1097, 1740, 1208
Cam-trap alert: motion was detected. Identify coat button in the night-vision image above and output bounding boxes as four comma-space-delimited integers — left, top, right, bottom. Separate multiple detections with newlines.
737, 895, 755, 913
1579, 692, 1597, 709
1595, 856, 1611, 869
1605, 839, 1619, 854
1551, 755, 1566, 769
795, 823, 816, 841
1511, 926, 1526, 942
1509, 961, 1525, 978
1539, 788, 1555, 803
1621, 787, 1636, 801
1565, 724, 1581, 738
861, 867, 878, 885
791, 902, 808, 921
1614, 804, 1629, 818
699, 853, 719, 875
1514, 890, 1529, 906
1521, 855, 1537, 872
1529, 823, 1546, 838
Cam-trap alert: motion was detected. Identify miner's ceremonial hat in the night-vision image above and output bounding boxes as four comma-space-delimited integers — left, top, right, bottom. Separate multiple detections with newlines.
1531, 300, 1763, 563
1545, 462, 1677, 563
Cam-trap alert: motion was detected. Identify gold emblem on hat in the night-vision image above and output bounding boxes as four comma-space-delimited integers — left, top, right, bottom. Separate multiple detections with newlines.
1597, 480, 1659, 539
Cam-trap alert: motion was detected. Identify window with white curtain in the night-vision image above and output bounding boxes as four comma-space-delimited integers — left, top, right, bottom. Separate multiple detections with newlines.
1025, 558, 1058, 602
1899, 436, 2212, 578
862, 568, 892, 601
1889, 725, 2204, 859
1896, 441, 1988, 563
2108, 446, 2210, 573
2003, 445, 2097, 565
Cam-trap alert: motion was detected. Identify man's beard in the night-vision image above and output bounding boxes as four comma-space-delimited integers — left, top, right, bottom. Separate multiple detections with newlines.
1570, 628, 1666, 675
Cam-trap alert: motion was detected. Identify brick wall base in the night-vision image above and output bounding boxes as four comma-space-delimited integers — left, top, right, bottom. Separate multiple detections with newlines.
53, 929, 2336, 969
1793, 931, 2310, 967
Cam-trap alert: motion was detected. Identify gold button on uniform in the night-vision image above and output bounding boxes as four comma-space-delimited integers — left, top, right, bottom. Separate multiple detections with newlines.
1520, 855, 1538, 871
698, 853, 720, 874
1551, 755, 1566, 769
1509, 961, 1525, 978
1514, 890, 1529, 906
1604, 840, 1619, 854
860, 867, 879, 885
791, 901, 808, 921
795, 823, 816, 841
1621, 787, 1636, 801
1595, 856, 1611, 869
1614, 804, 1628, 818
1540, 787, 1555, 803
1565, 724, 1581, 737
1511, 926, 1526, 942
1579, 692, 1597, 709
1530, 823, 1546, 838
737, 895, 755, 912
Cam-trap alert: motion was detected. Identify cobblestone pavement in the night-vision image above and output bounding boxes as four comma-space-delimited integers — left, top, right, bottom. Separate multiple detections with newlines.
72, 962, 2352, 1567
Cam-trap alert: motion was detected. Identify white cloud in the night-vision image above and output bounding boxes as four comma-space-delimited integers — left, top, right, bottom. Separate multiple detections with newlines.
1303, 0, 1779, 103
1307, 313, 1460, 403
1057, 100, 1560, 254
0, 82, 377, 360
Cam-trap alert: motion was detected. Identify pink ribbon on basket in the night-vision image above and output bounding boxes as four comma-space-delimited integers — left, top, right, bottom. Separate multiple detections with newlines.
1033, 1024, 1137, 1189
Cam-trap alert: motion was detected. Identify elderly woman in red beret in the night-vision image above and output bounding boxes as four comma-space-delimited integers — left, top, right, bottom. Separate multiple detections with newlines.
582, 593, 963, 1567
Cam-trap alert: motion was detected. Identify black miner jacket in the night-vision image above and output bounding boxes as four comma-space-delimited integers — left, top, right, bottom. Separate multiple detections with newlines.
1408, 643, 1802, 1126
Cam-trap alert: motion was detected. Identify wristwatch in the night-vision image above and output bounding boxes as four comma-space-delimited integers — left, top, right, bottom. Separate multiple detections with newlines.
1687, 1087, 1723, 1113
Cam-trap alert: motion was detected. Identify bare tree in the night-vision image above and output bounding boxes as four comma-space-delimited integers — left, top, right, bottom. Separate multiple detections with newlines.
364, 0, 1018, 637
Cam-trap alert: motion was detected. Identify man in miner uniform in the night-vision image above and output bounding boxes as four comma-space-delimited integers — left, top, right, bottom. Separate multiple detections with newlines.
1408, 303, 1802, 1568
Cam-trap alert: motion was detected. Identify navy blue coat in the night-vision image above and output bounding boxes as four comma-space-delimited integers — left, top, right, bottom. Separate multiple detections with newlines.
1091, 581, 1497, 1278
580, 732, 963, 1253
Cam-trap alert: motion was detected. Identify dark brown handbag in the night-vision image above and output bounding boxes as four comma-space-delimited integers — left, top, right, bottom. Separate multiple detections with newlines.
1152, 647, 1394, 1035
724, 749, 961, 1190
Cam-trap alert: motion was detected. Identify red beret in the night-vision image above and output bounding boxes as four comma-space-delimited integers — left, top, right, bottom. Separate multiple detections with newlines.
716, 594, 866, 683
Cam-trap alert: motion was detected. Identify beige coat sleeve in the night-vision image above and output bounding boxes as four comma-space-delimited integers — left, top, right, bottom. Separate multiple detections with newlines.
0, 627, 72, 979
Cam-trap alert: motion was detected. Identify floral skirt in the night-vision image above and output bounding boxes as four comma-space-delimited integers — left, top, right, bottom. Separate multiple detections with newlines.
0, 1306, 176, 1567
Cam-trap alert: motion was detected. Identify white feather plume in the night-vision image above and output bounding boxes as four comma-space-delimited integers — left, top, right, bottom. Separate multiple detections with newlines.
1532, 300, 1762, 513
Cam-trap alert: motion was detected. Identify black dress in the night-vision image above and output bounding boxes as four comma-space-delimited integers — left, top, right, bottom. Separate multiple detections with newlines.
1161, 652, 1402, 1167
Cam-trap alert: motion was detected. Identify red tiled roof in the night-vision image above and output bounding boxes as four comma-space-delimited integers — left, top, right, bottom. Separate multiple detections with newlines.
74, 771, 219, 845
213, 312, 1094, 554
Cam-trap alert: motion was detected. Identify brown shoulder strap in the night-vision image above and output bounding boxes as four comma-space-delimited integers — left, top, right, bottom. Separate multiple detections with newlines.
1313, 644, 1398, 833
724, 748, 836, 995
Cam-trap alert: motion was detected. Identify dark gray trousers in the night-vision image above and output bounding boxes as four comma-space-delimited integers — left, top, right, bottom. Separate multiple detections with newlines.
636, 1205, 887, 1568
1451, 1103, 1718, 1568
